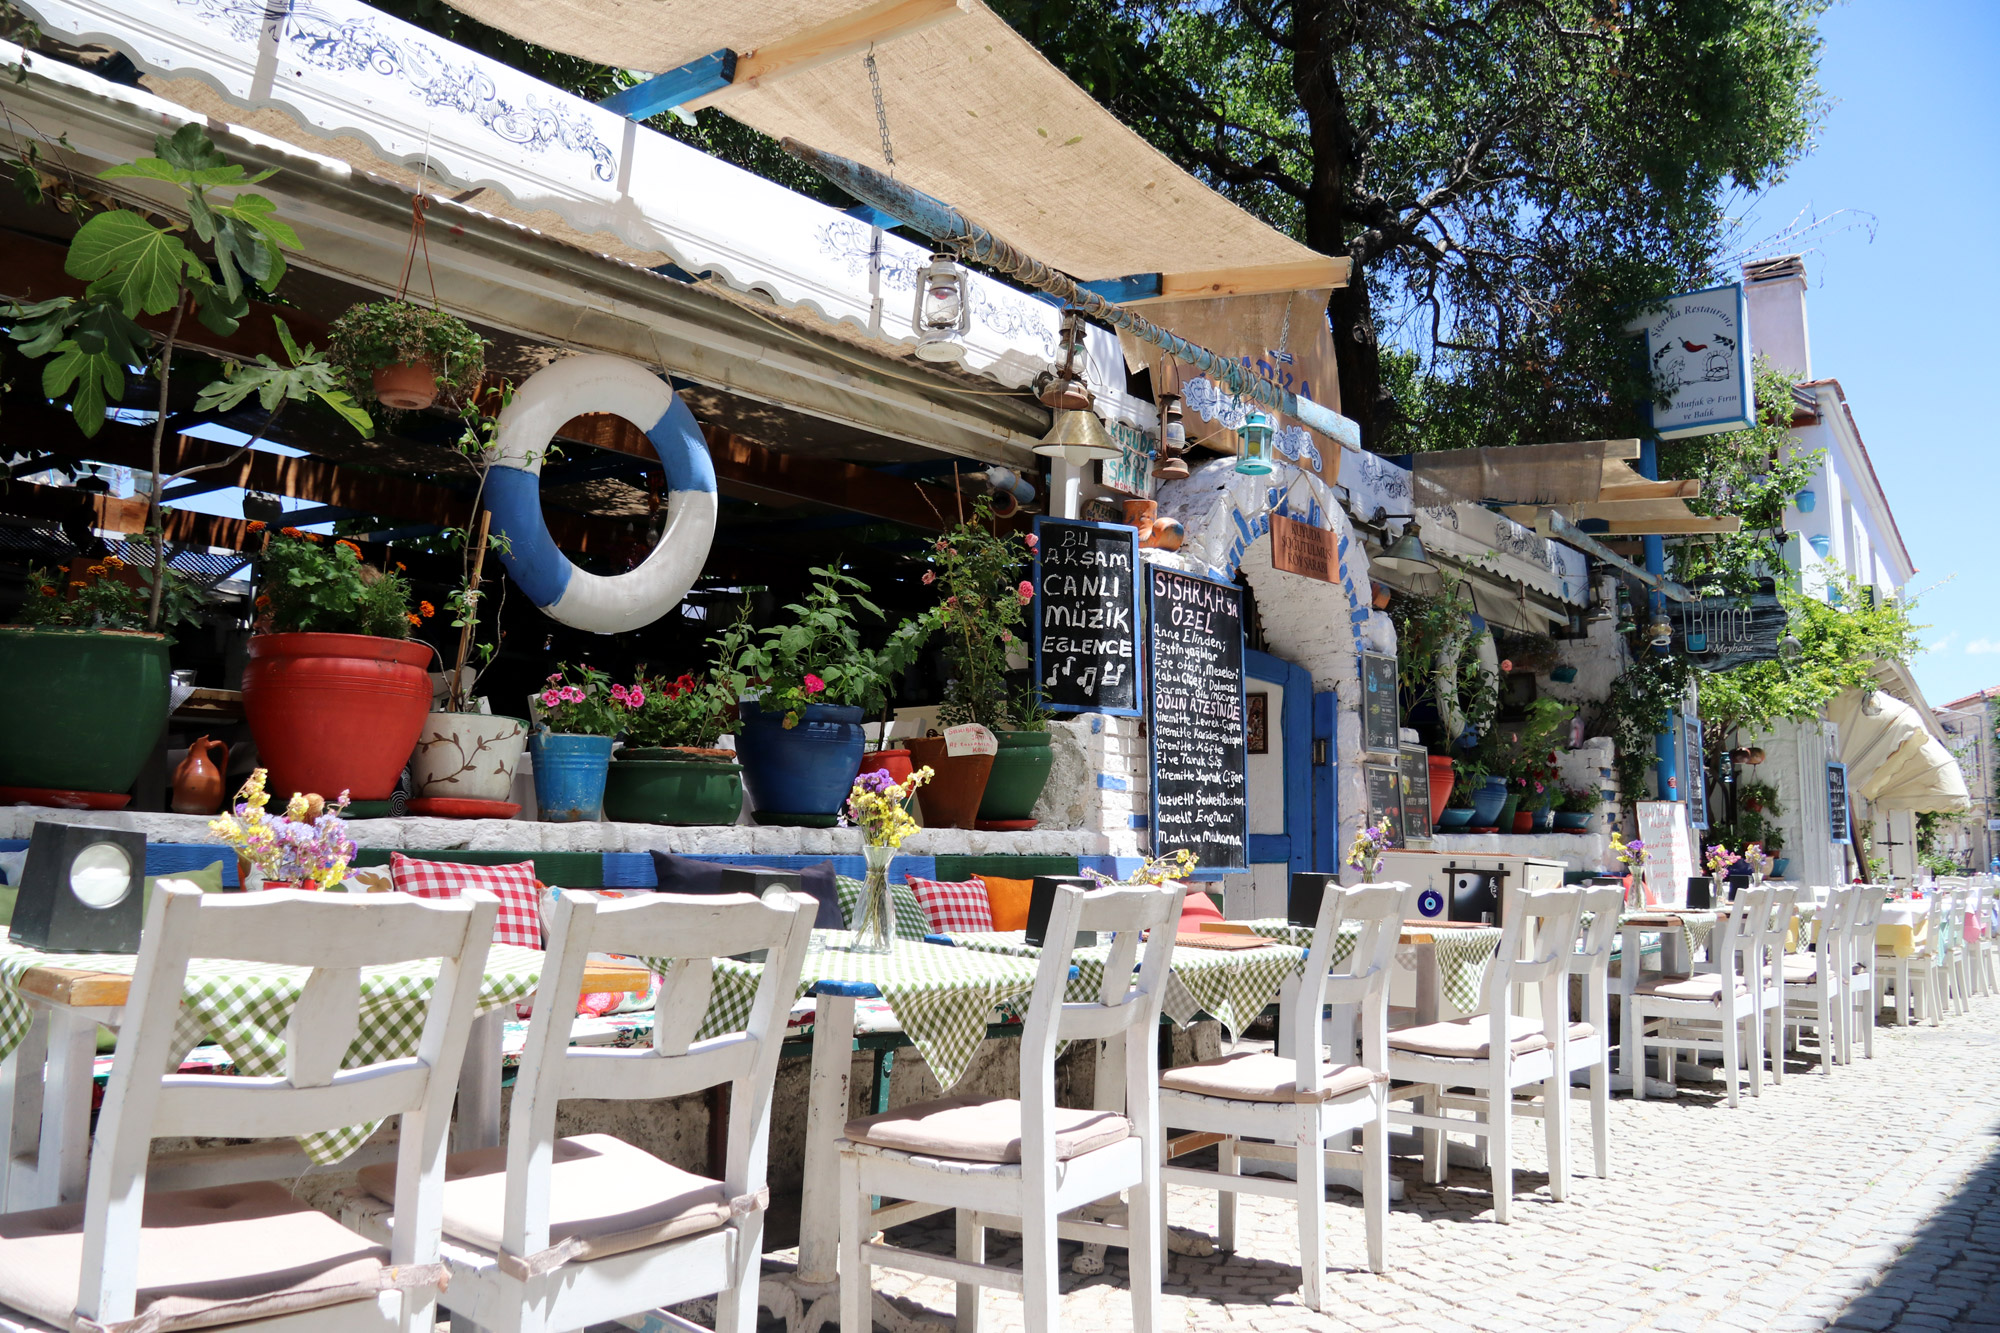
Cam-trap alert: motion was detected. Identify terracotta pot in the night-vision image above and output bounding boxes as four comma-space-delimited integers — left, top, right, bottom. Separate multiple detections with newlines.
371, 359, 438, 410
241, 633, 433, 803
1426, 754, 1455, 828
905, 734, 994, 830
856, 748, 914, 788
1121, 499, 1157, 542
171, 736, 229, 815
1511, 808, 1535, 834
410, 712, 527, 803
1144, 515, 1185, 551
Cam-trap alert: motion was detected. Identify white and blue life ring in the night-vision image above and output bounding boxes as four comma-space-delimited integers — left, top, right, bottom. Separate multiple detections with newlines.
483, 355, 717, 635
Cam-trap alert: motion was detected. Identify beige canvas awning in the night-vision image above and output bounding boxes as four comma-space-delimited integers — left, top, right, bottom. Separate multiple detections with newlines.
1427, 439, 1741, 537
438, 0, 1336, 283
1828, 688, 1971, 814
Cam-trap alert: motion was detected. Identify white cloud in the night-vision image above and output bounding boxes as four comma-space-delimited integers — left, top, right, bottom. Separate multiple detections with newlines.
1968, 638, 2000, 655
1929, 632, 1958, 655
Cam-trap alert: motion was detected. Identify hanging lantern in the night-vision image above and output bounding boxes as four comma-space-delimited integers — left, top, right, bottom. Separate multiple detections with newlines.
1034, 309, 1119, 466
1235, 411, 1275, 475
1152, 391, 1190, 480
912, 252, 970, 362
1647, 615, 1674, 648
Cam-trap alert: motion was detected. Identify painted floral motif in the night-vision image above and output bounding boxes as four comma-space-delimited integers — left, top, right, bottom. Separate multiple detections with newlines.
814, 219, 1059, 357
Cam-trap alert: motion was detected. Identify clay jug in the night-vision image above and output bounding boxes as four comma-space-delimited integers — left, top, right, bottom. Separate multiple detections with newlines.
172, 736, 229, 815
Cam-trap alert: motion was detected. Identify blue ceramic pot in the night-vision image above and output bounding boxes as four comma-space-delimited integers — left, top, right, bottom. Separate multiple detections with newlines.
1437, 807, 1476, 831
1469, 775, 1508, 828
735, 697, 865, 819
1529, 800, 1555, 833
1553, 811, 1591, 831
530, 732, 614, 822
1772, 857, 1791, 877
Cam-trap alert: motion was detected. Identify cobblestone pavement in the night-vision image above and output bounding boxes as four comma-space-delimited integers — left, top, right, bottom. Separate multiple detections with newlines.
846, 991, 2000, 1332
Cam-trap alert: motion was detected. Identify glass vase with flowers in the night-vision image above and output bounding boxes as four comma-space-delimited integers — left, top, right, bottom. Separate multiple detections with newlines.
844, 765, 934, 952
208, 768, 356, 890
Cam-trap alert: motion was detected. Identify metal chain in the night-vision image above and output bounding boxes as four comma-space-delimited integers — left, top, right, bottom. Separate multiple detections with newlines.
864, 45, 895, 177
1276, 292, 1294, 361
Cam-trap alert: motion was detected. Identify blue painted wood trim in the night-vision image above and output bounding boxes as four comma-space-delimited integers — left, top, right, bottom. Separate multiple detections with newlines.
1312, 689, 1341, 872
599, 49, 737, 119
1246, 648, 1314, 877
844, 205, 905, 229
1246, 833, 1291, 864
1, 840, 239, 885
1077, 273, 1164, 303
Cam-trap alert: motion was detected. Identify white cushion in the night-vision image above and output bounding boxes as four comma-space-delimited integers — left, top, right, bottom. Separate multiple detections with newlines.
1386, 1015, 1551, 1060
844, 1095, 1129, 1163
0, 1180, 435, 1333
1634, 973, 1747, 1001
358, 1133, 733, 1273
1159, 1052, 1385, 1104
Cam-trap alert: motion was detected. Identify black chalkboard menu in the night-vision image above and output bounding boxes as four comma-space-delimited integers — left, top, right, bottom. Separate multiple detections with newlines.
1032, 516, 1143, 716
1399, 745, 1433, 847
1147, 568, 1248, 873
1827, 762, 1851, 844
1684, 709, 1708, 829
1365, 763, 1405, 839
1361, 651, 1401, 754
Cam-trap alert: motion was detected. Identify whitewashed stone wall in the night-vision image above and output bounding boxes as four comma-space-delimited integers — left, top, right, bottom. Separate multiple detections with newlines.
1029, 714, 1150, 858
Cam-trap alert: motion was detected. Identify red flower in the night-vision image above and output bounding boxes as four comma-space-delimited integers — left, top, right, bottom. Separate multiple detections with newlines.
803, 674, 826, 694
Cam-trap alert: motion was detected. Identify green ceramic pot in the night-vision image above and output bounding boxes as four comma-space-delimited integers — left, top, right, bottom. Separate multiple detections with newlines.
976, 730, 1055, 824
603, 753, 744, 826
0, 626, 170, 799
1495, 793, 1522, 830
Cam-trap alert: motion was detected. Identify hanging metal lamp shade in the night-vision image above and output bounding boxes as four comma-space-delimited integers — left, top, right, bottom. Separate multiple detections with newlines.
1373, 525, 1437, 578
1037, 408, 1119, 464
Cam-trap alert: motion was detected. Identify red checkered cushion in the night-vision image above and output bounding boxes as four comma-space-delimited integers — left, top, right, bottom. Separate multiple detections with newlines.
906, 876, 994, 934
389, 853, 542, 949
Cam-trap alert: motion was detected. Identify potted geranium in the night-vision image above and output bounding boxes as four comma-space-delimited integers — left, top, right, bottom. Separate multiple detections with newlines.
603, 672, 744, 826
242, 528, 431, 811
529, 664, 635, 822
327, 299, 486, 412
710, 566, 936, 825
1553, 784, 1600, 832
921, 504, 1053, 829
0, 554, 202, 807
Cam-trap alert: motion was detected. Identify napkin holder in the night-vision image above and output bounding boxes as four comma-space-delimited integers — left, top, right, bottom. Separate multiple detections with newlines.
1025, 875, 1099, 948
1287, 872, 1339, 926
719, 866, 803, 961
1686, 876, 1714, 910
9, 821, 147, 954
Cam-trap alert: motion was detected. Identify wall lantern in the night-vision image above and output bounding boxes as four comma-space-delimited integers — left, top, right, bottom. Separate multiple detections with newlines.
1034, 309, 1119, 467
912, 253, 971, 362
1235, 411, 1275, 475
1647, 615, 1674, 648
1152, 392, 1190, 482
9, 821, 148, 953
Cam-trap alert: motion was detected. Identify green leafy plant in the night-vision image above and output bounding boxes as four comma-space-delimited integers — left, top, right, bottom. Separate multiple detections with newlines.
709, 566, 938, 728
255, 528, 417, 640
326, 299, 487, 409
622, 672, 730, 750
12, 551, 203, 631
930, 498, 1035, 731
1557, 784, 1600, 815
193, 316, 372, 435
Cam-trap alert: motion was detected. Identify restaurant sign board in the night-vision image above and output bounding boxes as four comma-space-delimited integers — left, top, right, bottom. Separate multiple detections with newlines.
1271, 511, 1337, 584
1630, 283, 1754, 439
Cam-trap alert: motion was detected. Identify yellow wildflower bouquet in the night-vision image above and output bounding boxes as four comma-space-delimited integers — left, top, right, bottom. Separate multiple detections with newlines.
845, 766, 935, 848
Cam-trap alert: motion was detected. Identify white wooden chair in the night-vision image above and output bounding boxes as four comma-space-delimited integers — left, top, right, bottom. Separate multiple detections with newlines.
1157, 879, 1412, 1306
1970, 883, 1999, 997
1880, 888, 1953, 1026
1510, 886, 1624, 1182
1783, 885, 1857, 1072
1841, 886, 1881, 1061
1386, 887, 1587, 1225
346, 887, 814, 1333
1755, 885, 1799, 1085
838, 880, 1182, 1333
0, 883, 497, 1333
1628, 885, 1772, 1108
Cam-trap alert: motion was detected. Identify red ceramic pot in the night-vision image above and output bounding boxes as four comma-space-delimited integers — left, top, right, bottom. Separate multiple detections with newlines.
856, 748, 914, 788
242, 633, 432, 803
1427, 754, 1455, 827
1511, 808, 1535, 834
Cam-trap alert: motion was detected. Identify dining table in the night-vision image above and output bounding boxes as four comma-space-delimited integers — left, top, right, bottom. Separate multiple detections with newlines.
0, 938, 650, 1210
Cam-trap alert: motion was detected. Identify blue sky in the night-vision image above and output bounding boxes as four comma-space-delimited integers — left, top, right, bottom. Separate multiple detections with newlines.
1742, 0, 1997, 707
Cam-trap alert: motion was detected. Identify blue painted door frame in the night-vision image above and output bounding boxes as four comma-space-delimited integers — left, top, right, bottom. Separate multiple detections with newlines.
1245, 649, 1314, 876
1311, 689, 1340, 873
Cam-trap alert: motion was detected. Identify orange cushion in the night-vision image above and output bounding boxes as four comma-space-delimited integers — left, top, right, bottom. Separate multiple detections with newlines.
1178, 889, 1224, 932
977, 874, 1035, 932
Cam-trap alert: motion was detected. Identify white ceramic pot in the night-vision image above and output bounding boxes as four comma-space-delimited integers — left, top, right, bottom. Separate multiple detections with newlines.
410, 712, 528, 802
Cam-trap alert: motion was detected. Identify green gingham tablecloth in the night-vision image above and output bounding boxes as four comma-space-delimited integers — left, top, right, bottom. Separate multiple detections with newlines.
0, 940, 545, 1166
1231, 918, 1506, 1014
945, 931, 1306, 1037
697, 931, 1044, 1090
1619, 910, 1718, 960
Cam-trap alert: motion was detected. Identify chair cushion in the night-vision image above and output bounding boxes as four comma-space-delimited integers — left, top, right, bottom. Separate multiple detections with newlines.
977, 874, 1035, 932
905, 877, 995, 934
1634, 972, 1748, 1001
843, 1095, 1129, 1164
1158, 1051, 1384, 1104
357, 1133, 731, 1270
1386, 1015, 1551, 1060
1779, 956, 1823, 983
1177, 890, 1226, 934
390, 853, 543, 948
0, 1180, 435, 1333
649, 853, 843, 931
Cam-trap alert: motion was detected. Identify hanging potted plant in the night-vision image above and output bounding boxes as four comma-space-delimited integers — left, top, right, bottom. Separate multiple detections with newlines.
528, 663, 636, 822
710, 566, 936, 826
242, 529, 433, 811
922, 503, 1055, 830
0, 555, 203, 808
327, 299, 486, 413
603, 672, 743, 826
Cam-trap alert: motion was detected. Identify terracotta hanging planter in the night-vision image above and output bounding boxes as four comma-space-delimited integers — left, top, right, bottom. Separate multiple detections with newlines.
371, 360, 438, 410
906, 734, 994, 830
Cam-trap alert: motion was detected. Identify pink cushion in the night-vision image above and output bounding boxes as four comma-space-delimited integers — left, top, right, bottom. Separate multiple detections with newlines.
1177, 889, 1225, 933
1159, 1052, 1384, 1104
845, 1095, 1129, 1164
390, 853, 541, 948
906, 877, 994, 934
1387, 1015, 1552, 1060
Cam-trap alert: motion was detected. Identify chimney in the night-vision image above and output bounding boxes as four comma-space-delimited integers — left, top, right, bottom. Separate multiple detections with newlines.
1742, 254, 1810, 381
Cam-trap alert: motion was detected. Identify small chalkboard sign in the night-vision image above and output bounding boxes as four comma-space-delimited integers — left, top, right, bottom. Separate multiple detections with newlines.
1399, 745, 1433, 848
1148, 568, 1248, 874
1364, 763, 1405, 838
1684, 708, 1708, 830
1361, 651, 1400, 755
1032, 516, 1143, 716
1827, 762, 1851, 845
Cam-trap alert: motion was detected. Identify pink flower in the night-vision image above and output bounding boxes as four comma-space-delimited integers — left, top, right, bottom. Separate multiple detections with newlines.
1024, 533, 1038, 550
539, 688, 561, 708
922, 570, 936, 585
1000, 630, 1014, 643
1017, 580, 1033, 604
803, 674, 826, 694
562, 685, 585, 704
610, 684, 630, 704
547, 672, 563, 683
628, 687, 645, 707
